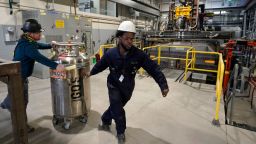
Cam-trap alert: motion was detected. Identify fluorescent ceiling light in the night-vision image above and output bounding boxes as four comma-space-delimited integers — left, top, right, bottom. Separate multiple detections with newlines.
213, 11, 220, 14
221, 11, 228, 14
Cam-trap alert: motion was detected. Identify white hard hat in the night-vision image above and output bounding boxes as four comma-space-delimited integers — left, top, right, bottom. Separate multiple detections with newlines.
117, 21, 136, 33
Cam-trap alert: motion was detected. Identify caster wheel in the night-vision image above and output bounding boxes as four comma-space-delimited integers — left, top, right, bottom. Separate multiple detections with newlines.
79, 115, 88, 124
63, 118, 72, 130
52, 116, 59, 125
63, 122, 70, 130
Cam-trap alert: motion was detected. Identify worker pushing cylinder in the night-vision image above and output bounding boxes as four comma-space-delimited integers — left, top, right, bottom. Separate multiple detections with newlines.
50, 41, 91, 130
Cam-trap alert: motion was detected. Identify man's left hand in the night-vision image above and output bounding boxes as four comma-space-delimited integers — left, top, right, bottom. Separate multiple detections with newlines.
162, 88, 169, 97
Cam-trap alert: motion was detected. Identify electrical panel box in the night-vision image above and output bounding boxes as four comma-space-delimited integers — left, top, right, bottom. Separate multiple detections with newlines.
22, 10, 92, 79
2, 25, 17, 42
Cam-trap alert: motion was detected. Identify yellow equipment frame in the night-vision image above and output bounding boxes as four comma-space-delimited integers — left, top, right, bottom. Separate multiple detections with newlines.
175, 6, 192, 19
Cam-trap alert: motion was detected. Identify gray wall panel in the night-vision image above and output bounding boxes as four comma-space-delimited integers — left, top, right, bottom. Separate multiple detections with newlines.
92, 29, 116, 53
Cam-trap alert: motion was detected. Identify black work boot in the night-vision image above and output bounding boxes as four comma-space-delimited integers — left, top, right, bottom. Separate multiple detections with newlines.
27, 124, 35, 133
117, 133, 125, 144
98, 124, 111, 132
0, 103, 6, 109
0, 103, 10, 112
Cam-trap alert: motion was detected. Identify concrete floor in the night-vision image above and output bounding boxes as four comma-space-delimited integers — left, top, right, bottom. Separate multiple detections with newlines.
1, 70, 256, 144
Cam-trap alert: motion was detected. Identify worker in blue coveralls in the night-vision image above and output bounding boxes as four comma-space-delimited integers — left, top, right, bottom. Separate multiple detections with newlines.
86, 21, 169, 143
0, 19, 65, 132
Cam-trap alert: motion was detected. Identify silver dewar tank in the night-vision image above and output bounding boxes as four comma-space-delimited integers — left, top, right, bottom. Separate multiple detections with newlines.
50, 42, 91, 130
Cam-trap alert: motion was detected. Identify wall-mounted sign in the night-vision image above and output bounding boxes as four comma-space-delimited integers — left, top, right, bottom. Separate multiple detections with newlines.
55, 20, 65, 28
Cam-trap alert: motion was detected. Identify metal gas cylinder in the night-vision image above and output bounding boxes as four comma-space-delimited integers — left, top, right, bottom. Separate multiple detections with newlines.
50, 41, 91, 129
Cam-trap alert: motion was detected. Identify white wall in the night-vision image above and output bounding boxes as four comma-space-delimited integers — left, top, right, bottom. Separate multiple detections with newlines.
107, 0, 116, 17
0, 4, 22, 25
91, 19, 119, 51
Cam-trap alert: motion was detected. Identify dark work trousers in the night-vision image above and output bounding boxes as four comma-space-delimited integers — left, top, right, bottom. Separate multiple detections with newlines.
101, 82, 132, 135
1, 78, 29, 113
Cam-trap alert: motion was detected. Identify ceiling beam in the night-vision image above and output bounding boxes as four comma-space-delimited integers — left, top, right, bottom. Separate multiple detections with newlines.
245, 0, 256, 11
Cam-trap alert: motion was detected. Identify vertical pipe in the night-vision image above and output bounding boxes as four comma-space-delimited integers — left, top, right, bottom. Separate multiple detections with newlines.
70, 0, 72, 14
229, 64, 239, 124
74, 0, 77, 15
14, 9, 21, 41
52, 0, 55, 10
243, 12, 247, 38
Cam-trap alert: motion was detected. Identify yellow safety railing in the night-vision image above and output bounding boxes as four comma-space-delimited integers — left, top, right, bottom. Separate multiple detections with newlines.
141, 45, 225, 126
143, 45, 195, 64
98, 41, 142, 58
213, 53, 224, 125
140, 45, 194, 75
99, 44, 116, 58
184, 51, 220, 81
133, 41, 142, 49
184, 50, 224, 126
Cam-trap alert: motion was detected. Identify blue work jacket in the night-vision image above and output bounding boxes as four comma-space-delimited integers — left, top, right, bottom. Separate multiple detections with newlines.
13, 37, 58, 79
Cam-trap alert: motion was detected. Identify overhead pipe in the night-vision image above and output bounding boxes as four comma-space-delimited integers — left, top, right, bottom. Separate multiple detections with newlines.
9, 0, 13, 14
189, 0, 199, 30
14, 9, 23, 41
242, 11, 247, 38
45, 0, 55, 10
70, 0, 72, 14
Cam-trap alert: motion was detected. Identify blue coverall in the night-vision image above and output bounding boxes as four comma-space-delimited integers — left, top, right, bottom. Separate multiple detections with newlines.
90, 46, 169, 134
1, 35, 58, 110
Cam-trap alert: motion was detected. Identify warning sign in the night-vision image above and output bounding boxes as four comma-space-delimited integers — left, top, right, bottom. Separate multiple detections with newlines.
55, 20, 65, 29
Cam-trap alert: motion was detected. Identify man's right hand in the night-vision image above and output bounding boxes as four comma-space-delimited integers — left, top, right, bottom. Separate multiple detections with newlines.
56, 64, 65, 71
79, 68, 91, 78
84, 72, 91, 78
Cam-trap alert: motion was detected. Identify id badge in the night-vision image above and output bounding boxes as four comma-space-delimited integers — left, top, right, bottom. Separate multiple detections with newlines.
119, 75, 124, 82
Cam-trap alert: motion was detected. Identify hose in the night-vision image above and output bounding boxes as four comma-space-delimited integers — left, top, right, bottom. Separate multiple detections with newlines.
9, 0, 13, 15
